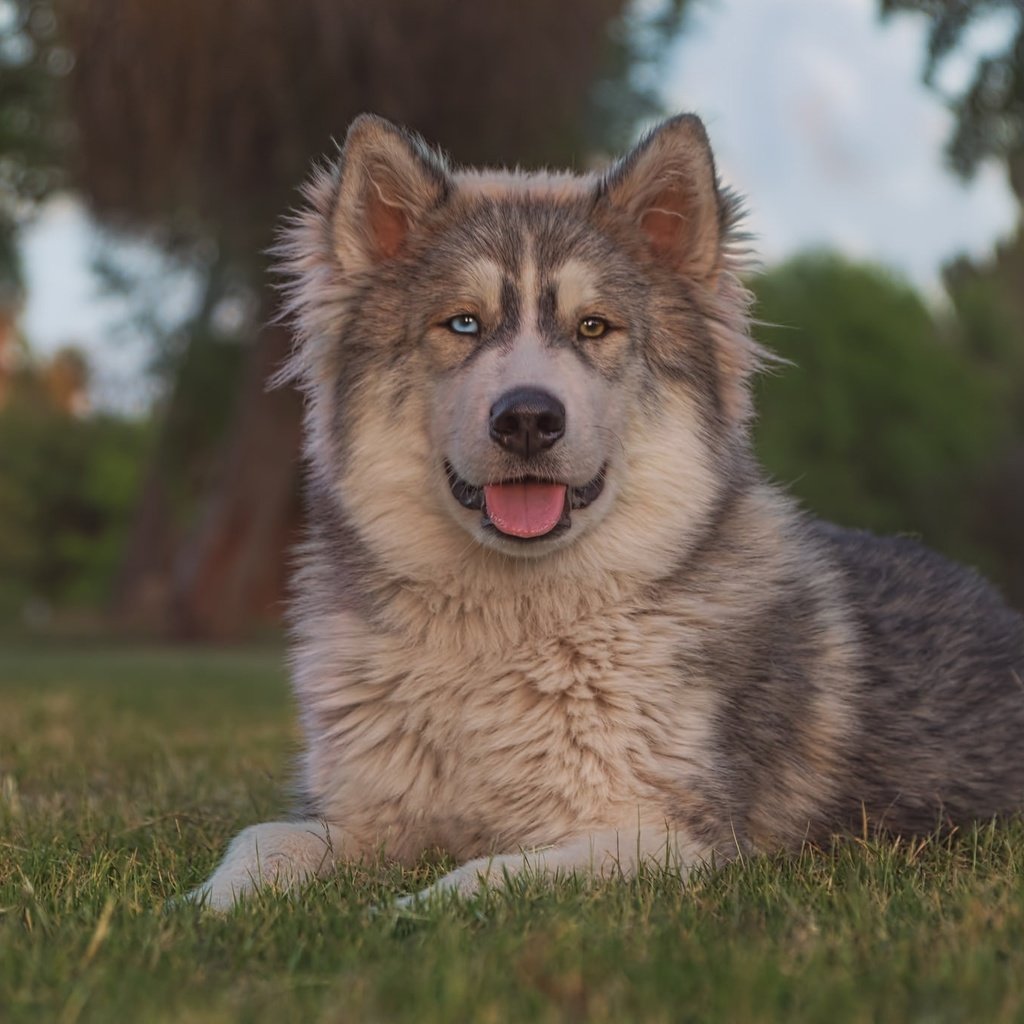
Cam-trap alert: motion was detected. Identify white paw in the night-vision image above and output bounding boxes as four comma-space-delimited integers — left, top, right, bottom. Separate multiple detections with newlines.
181, 880, 249, 912
183, 819, 338, 911
393, 855, 525, 909
181, 855, 285, 911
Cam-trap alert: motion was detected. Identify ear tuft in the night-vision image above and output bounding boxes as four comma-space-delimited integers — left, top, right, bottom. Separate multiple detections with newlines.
333, 114, 451, 272
600, 114, 722, 280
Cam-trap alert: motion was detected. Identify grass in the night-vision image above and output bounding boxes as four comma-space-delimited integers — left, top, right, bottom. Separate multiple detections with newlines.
2, 645, 1024, 1023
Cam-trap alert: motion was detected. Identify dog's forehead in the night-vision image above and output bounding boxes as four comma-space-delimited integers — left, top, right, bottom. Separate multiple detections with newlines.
430, 173, 616, 295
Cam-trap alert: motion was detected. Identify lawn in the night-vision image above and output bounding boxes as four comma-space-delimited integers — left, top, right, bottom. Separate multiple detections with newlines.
2, 644, 1024, 1023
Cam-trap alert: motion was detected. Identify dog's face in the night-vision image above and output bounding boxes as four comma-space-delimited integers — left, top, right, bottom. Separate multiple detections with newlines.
414, 195, 647, 558
282, 115, 762, 579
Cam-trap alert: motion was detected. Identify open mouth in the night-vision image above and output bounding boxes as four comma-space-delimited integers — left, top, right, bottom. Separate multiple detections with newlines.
445, 461, 606, 541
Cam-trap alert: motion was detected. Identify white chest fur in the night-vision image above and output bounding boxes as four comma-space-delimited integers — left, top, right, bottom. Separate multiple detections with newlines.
292, 594, 718, 862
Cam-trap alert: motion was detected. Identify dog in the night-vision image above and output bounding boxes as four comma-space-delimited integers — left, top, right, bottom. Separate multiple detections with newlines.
191, 113, 1024, 910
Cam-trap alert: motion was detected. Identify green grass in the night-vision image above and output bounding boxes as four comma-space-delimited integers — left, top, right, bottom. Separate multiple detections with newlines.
2, 645, 1024, 1023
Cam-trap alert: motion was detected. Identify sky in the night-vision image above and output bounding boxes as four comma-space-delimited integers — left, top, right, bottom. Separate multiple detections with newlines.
16, 0, 1020, 408
662, 0, 1017, 290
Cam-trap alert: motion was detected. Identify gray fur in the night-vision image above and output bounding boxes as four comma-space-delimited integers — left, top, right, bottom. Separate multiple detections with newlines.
191, 113, 1024, 909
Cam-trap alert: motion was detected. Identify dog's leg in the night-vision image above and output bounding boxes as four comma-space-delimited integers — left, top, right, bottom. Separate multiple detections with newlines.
397, 826, 719, 906
187, 819, 347, 910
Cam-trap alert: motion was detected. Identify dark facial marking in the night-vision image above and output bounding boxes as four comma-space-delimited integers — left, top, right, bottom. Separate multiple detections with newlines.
537, 284, 559, 342
498, 277, 521, 343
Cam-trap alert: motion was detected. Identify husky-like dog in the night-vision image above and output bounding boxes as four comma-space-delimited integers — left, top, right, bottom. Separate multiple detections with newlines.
194, 114, 1024, 909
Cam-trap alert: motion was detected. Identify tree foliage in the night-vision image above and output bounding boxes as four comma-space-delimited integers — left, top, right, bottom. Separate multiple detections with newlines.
0, 0, 72, 291
0, 369, 149, 617
753, 253, 1007, 570
880, 0, 1024, 194
944, 233, 1024, 606
877, 1, 1024, 605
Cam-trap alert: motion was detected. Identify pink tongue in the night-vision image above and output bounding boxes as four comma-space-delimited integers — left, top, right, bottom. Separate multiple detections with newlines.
484, 482, 568, 538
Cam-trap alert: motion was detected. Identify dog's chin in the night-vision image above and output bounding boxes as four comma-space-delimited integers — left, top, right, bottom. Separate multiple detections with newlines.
443, 460, 608, 557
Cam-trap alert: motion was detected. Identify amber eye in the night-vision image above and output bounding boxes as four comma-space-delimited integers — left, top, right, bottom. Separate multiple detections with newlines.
578, 316, 608, 339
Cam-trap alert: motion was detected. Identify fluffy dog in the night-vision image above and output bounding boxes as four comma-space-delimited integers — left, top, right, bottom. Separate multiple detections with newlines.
192, 114, 1024, 909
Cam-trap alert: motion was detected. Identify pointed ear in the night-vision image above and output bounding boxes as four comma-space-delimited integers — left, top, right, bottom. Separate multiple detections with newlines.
599, 114, 723, 280
332, 114, 451, 272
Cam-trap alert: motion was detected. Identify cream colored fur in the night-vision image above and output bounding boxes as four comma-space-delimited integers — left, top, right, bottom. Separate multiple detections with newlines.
192, 114, 855, 910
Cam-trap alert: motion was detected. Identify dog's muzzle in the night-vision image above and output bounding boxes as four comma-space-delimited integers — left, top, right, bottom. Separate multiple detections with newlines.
445, 461, 606, 541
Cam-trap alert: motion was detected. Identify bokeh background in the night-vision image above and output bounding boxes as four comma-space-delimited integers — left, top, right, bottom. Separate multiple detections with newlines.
0, 0, 1021, 642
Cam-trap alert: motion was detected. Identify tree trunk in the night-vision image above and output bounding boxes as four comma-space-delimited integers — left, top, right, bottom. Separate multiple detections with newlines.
169, 321, 303, 640
112, 260, 232, 632
111, 459, 177, 630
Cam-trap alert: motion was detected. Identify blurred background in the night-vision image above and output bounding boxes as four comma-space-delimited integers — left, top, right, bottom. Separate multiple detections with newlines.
0, 0, 1020, 642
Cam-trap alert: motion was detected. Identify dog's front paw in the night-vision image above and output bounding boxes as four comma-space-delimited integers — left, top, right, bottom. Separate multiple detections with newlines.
395, 854, 527, 909
181, 878, 248, 912
183, 849, 282, 912
392, 864, 481, 911
184, 819, 339, 912
164, 873, 256, 914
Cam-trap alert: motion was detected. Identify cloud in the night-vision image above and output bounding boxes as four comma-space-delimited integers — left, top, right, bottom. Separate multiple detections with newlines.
665, 0, 1018, 294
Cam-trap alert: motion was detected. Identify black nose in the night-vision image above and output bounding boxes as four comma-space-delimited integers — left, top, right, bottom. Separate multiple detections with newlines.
489, 387, 566, 458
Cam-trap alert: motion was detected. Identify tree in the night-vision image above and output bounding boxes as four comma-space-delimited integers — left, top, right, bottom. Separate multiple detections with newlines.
0, 348, 149, 619
944, 234, 1024, 607
880, 0, 1024, 197
879, 1, 1024, 606
0, 0, 70, 365
49, 0, 690, 638
753, 253, 1006, 576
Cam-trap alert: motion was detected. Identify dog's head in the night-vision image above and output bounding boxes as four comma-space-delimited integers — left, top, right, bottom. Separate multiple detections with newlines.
279, 114, 763, 582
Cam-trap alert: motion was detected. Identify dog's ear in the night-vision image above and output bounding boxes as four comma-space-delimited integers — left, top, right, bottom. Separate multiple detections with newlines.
332, 114, 451, 272
599, 114, 722, 280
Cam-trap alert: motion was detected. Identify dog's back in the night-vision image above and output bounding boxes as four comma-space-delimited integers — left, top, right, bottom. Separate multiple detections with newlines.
814, 522, 1024, 832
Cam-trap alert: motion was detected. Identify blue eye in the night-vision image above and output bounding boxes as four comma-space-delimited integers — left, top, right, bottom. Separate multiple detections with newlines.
447, 314, 480, 335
